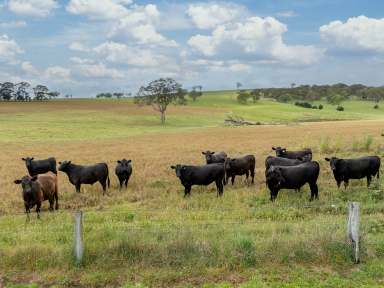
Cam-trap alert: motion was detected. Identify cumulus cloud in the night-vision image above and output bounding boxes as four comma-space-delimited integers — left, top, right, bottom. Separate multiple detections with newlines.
66, 0, 132, 20
75, 62, 125, 79
188, 16, 323, 65
0, 34, 23, 62
69, 42, 90, 52
21, 61, 71, 82
320, 16, 384, 53
276, 10, 297, 18
94, 41, 168, 67
187, 2, 247, 29
45, 66, 71, 80
8, 0, 58, 17
21, 61, 39, 76
0, 20, 27, 29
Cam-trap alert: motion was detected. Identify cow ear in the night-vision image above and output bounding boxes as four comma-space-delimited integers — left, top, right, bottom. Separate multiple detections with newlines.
31, 176, 38, 182
297, 157, 303, 161
170, 166, 176, 169
272, 147, 276, 150
127, 160, 132, 163
211, 151, 215, 154
31, 157, 34, 161
117, 160, 121, 164
202, 152, 206, 155
324, 158, 330, 162
14, 179, 22, 184
58, 161, 62, 164
21, 158, 26, 161
68, 161, 71, 165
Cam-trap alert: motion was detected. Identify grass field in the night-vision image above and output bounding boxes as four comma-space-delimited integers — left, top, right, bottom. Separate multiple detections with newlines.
0, 92, 384, 287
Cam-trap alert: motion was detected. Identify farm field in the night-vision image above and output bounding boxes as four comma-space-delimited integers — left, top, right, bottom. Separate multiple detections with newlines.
1, 94, 384, 287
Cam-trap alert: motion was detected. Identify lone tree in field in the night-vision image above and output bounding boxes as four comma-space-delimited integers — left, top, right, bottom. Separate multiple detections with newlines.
135, 78, 187, 124
189, 85, 203, 102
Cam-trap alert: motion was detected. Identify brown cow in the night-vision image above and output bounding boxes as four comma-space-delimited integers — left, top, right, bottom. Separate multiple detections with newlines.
14, 172, 58, 219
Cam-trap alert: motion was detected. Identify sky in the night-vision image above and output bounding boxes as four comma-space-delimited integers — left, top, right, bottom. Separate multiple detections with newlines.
1, 0, 384, 97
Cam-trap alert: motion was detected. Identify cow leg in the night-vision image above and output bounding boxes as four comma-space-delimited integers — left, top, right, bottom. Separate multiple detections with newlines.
49, 198, 54, 211
55, 192, 59, 210
184, 186, 191, 197
336, 180, 341, 189
344, 180, 349, 189
36, 203, 41, 219
75, 183, 81, 193
25, 204, 30, 221
309, 183, 319, 201
216, 180, 224, 197
125, 178, 128, 188
119, 178, 123, 189
367, 175, 372, 187
250, 169, 255, 184
101, 180, 107, 195
231, 175, 235, 185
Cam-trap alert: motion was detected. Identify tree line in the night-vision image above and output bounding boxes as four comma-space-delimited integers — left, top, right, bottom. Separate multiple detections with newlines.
237, 83, 384, 105
0, 82, 59, 101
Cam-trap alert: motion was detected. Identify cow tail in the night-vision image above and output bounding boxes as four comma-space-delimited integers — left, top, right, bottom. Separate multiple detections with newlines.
108, 176, 110, 188
223, 158, 228, 185
105, 163, 110, 188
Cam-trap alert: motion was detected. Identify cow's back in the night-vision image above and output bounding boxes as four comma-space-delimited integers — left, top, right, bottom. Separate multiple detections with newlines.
38, 172, 57, 199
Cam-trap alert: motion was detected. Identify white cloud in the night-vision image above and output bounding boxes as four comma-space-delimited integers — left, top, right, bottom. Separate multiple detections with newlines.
320, 16, 384, 53
69, 42, 90, 52
187, 3, 247, 29
75, 62, 125, 79
94, 41, 168, 67
21, 61, 39, 76
66, 0, 132, 20
45, 66, 71, 80
0, 20, 27, 28
8, 0, 58, 17
188, 16, 323, 65
0, 34, 23, 62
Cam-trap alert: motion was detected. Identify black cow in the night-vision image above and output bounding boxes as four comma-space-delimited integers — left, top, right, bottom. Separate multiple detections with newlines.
224, 155, 255, 185
58, 161, 110, 194
115, 159, 132, 189
325, 156, 381, 188
202, 151, 227, 164
171, 163, 225, 197
272, 147, 312, 161
22, 157, 57, 176
14, 172, 58, 219
265, 156, 308, 170
266, 161, 320, 201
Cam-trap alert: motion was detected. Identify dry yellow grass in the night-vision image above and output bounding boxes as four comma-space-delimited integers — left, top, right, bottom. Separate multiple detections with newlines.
1, 119, 383, 215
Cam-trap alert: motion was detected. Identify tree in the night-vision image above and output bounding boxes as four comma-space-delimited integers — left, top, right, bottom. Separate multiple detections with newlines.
134, 78, 187, 124
250, 89, 262, 103
0, 82, 15, 101
237, 90, 250, 104
47, 91, 60, 100
189, 85, 203, 102
15, 82, 30, 101
33, 85, 49, 101
236, 82, 243, 90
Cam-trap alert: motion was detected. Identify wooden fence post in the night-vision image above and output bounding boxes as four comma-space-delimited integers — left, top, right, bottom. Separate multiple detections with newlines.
74, 210, 84, 265
347, 202, 360, 264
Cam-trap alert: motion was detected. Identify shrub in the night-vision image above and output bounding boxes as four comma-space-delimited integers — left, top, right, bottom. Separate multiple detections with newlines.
318, 104, 323, 110
336, 105, 344, 111
374, 104, 379, 109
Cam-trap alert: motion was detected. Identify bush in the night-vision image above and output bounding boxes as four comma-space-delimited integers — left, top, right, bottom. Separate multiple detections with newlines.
318, 104, 323, 110
374, 104, 379, 109
312, 105, 318, 109
336, 105, 344, 111
295, 101, 314, 109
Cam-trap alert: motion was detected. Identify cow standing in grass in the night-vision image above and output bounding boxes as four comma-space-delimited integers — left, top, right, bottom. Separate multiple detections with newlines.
224, 155, 256, 185
58, 161, 110, 194
202, 151, 227, 164
325, 156, 380, 188
171, 164, 225, 197
115, 159, 132, 189
14, 172, 58, 219
272, 147, 312, 161
22, 157, 57, 176
266, 161, 320, 202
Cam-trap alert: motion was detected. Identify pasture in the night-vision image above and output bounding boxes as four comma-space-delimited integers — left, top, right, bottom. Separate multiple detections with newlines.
1, 93, 384, 287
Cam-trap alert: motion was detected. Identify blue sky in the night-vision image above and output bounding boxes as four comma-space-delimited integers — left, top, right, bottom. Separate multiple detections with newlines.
0, 0, 384, 97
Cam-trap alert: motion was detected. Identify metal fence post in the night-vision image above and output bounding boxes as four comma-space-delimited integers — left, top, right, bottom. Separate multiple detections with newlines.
347, 202, 360, 264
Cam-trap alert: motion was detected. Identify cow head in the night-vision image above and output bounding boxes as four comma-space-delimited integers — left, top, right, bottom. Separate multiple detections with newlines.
21, 157, 34, 167
325, 157, 339, 171
171, 164, 186, 178
266, 166, 285, 189
272, 147, 287, 157
202, 151, 215, 163
117, 159, 132, 166
58, 160, 71, 172
14, 175, 38, 196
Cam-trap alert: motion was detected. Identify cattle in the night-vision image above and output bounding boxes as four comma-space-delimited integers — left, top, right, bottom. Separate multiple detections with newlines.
171, 163, 225, 197
21, 157, 57, 176
115, 159, 132, 189
14, 172, 58, 219
272, 147, 312, 161
224, 155, 255, 185
266, 161, 320, 201
58, 161, 110, 194
265, 156, 308, 170
202, 151, 227, 164
325, 156, 381, 188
